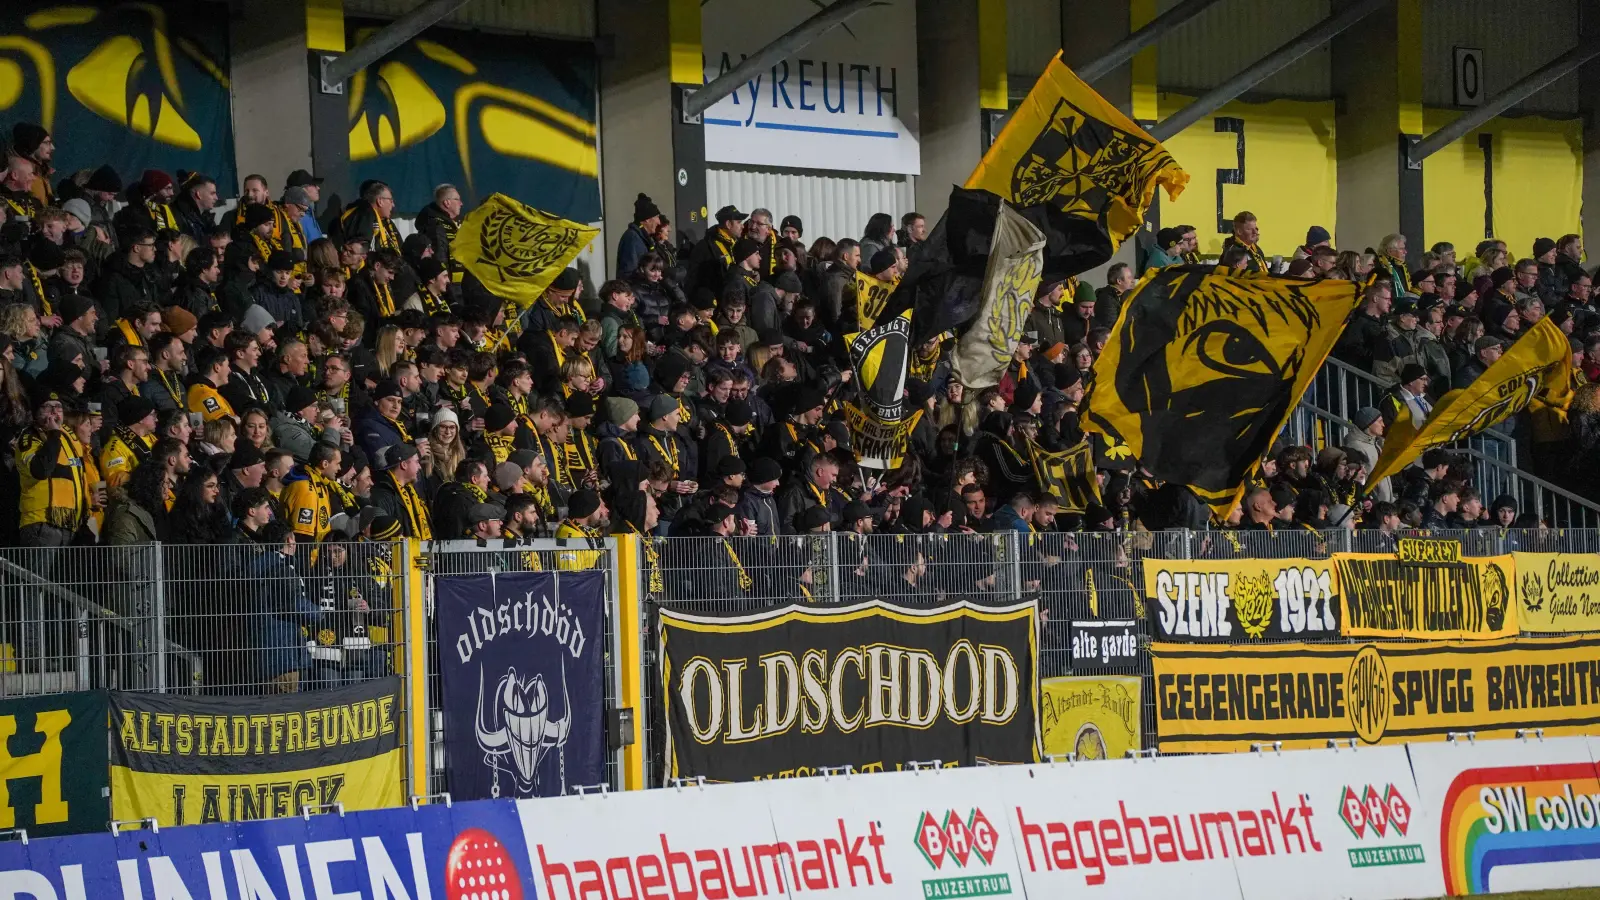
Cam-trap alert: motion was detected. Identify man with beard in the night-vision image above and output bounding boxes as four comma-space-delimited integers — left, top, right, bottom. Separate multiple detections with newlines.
414, 183, 463, 287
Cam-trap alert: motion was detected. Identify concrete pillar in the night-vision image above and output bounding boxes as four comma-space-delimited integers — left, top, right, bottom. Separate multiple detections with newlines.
1060, 0, 1147, 285
1332, 0, 1422, 261
229, 0, 315, 195
915, 0, 983, 216
303, 0, 351, 214
1061, 0, 1133, 116
1579, 0, 1600, 255
598, 0, 683, 259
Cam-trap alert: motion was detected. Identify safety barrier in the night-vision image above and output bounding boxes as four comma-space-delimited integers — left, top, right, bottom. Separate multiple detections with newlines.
5, 734, 1600, 898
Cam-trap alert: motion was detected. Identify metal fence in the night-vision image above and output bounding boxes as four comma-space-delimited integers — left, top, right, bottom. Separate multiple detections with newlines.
0, 540, 409, 699
637, 527, 1600, 777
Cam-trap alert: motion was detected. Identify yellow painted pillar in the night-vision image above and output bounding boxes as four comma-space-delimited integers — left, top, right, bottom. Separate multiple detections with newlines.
614, 533, 646, 789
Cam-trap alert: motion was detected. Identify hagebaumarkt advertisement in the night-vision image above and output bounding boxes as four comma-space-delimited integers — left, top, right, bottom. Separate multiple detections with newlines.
1041, 675, 1141, 760
659, 599, 1039, 781
1152, 636, 1600, 752
1144, 557, 1342, 641
699, 0, 920, 175
1408, 735, 1600, 895
1513, 552, 1600, 632
1335, 544, 1518, 640
0, 691, 109, 837
109, 678, 403, 826
0, 792, 535, 900
1007, 745, 1444, 900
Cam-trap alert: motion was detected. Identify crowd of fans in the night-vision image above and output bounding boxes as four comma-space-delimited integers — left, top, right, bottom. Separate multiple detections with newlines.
0, 121, 1591, 631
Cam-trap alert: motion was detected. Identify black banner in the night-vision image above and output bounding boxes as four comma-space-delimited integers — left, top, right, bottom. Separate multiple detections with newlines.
0, 691, 109, 837
1143, 557, 1343, 642
660, 600, 1040, 782
109, 678, 403, 826
1068, 620, 1141, 673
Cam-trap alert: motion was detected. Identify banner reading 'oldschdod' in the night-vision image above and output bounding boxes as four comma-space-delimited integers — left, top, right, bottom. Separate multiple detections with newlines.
660, 600, 1040, 782
1152, 636, 1600, 752
110, 679, 403, 826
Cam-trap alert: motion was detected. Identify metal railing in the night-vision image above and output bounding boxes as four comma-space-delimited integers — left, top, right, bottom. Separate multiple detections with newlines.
1305, 355, 1518, 465
1290, 394, 1600, 528
635, 527, 1600, 774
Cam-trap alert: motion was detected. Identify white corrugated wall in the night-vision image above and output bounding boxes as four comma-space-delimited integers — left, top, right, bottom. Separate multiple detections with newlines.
707, 166, 917, 246
1155, 0, 1332, 98
1422, 0, 1577, 114
341, 0, 595, 38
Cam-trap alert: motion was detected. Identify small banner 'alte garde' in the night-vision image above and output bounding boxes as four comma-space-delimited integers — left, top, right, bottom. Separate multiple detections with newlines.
1367, 315, 1574, 487
965, 52, 1187, 276
1084, 265, 1362, 518
950, 202, 1047, 390
451, 192, 598, 311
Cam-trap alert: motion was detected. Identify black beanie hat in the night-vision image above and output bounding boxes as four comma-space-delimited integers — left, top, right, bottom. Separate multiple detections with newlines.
633, 193, 662, 223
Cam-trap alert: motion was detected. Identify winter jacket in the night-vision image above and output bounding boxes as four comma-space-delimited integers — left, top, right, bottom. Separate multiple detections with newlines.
1341, 430, 1392, 502
249, 548, 319, 681
93, 257, 159, 325
271, 411, 320, 462
616, 222, 653, 280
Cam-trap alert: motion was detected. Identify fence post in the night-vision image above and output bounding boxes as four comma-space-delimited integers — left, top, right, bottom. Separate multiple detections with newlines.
613, 534, 646, 790
401, 538, 430, 802
1006, 531, 1023, 601
152, 542, 167, 693
827, 532, 842, 605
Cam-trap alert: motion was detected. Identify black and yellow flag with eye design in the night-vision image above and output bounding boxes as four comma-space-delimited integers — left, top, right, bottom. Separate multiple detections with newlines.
1084, 265, 1362, 518
452, 193, 598, 310
966, 52, 1187, 277
1367, 315, 1574, 487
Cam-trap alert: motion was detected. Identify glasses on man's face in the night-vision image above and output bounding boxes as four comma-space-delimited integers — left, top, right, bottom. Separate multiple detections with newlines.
136, 241, 156, 249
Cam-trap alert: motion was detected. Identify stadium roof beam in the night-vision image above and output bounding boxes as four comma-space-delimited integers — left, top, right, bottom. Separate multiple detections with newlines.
1149, 0, 1386, 141
1076, 0, 1228, 85
683, 0, 878, 119
323, 0, 474, 87
1410, 44, 1600, 164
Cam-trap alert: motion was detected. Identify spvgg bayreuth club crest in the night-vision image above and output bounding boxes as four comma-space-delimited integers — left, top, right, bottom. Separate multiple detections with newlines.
477, 204, 586, 282
1009, 97, 1174, 222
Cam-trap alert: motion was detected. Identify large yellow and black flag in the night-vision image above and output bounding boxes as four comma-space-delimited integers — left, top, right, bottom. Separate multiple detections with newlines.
1367, 315, 1574, 486
1084, 265, 1362, 518
966, 52, 1188, 276
451, 193, 598, 310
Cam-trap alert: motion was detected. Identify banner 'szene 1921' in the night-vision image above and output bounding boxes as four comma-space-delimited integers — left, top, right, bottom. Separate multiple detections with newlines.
1144, 557, 1342, 642
660, 600, 1040, 781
